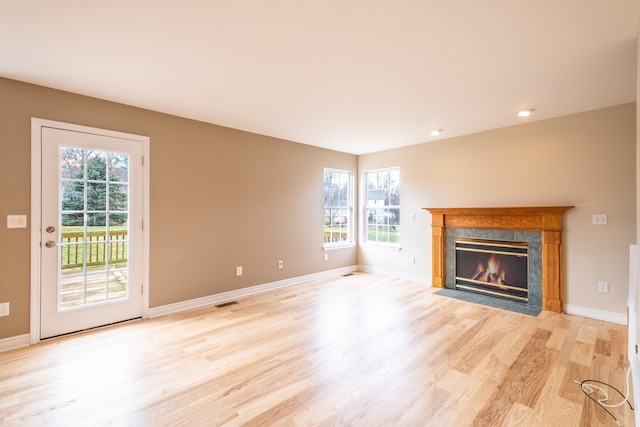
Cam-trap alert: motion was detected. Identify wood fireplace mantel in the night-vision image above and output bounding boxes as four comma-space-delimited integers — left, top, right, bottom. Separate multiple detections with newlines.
423, 206, 573, 313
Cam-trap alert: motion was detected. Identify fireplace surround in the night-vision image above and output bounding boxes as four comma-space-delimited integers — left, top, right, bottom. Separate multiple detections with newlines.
423, 206, 573, 313
447, 229, 541, 313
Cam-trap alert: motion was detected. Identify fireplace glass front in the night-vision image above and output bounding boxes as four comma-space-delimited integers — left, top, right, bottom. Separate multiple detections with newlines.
454, 237, 528, 302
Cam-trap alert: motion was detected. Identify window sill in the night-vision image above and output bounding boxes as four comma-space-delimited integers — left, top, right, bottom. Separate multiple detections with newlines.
323, 243, 356, 251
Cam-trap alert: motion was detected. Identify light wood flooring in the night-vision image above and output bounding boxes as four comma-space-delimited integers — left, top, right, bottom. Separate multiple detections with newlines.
0, 272, 635, 426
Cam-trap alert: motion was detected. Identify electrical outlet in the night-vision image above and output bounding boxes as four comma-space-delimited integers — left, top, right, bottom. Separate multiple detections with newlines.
278, 260, 283, 269
410, 256, 415, 264
0, 302, 9, 316
598, 281, 609, 293
236, 266, 243, 276
592, 214, 608, 225
324, 253, 328, 261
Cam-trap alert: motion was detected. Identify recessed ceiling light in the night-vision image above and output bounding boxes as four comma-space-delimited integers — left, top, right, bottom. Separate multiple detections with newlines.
431, 129, 443, 136
518, 109, 534, 117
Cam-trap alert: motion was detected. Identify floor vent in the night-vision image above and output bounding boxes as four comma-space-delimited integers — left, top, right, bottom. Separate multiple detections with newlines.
215, 301, 238, 309
343, 273, 354, 277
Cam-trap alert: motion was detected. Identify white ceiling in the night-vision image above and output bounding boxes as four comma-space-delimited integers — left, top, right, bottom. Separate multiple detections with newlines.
1, 1, 638, 154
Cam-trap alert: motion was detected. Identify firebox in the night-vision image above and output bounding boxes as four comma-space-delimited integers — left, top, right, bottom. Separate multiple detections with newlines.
455, 237, 528, 302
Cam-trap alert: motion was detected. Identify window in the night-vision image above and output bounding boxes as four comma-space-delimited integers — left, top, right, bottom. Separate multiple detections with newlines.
365, 167, 400, 244
323, 168, 353, 247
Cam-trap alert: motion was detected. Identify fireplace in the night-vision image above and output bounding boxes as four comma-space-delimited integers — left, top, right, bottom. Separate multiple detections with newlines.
423, 206, 573, 313
455, 237, 528, 302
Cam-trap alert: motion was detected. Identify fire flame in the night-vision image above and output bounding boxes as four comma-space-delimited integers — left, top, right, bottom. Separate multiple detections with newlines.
471, 255, 506, 286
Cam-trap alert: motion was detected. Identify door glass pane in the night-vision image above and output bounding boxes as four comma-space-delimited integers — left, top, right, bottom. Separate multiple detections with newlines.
85, 271, 108, 305
61, 179, 85, 211
87, 182, 107, 210
108, 153, 128, 182
59, 147, 130, 311
60, 147, 84, 179
109, 183, 128, 211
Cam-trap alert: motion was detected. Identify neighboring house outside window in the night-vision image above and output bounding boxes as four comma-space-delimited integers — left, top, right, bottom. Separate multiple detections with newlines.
365, 167, 400, 245
323, 168, 353, 248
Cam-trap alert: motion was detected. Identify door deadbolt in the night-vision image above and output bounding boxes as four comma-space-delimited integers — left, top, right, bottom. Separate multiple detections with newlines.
45, 226, 55, 233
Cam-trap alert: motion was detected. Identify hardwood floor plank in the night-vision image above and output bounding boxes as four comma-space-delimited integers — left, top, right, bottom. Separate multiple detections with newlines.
530, 365, 582, 426
555, 315, 584, 369
499, 402, 535, 427
577, 324, 599, 345
503, 328, 557, 408
450, 376, 502, 427
561, 362, 592, 404
570, 341, 596, 367
468, 328, 557, 426
594, 339, 612, 360
546, 326, 569, 351
0, 272, 634, 426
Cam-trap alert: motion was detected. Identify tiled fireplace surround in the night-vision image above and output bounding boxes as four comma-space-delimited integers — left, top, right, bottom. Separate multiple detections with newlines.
446, 229, 541, 314
423, 207, 573, 314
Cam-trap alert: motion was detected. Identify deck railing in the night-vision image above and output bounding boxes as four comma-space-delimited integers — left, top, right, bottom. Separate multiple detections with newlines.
323, 230, 347, 243
61, 230, 128, 269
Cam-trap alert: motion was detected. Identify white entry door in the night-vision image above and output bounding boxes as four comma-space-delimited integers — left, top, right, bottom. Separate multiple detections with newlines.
38, 124, 145, 339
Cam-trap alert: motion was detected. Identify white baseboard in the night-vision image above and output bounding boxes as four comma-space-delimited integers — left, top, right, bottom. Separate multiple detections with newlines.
563, 303, 628, 325
0, 334, 30, 353
357, 265, 431, 286
149, 265, 358, 318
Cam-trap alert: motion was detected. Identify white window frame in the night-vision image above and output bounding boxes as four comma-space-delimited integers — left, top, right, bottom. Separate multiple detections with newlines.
363, 167, 400, 248
323, 168, 355, 250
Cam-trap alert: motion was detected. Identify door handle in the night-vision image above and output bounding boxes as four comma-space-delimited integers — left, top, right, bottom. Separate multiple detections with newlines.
45, 241, 56, 248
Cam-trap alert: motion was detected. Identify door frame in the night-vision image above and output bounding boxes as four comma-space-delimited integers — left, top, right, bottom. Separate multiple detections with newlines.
30, 118, 150, 344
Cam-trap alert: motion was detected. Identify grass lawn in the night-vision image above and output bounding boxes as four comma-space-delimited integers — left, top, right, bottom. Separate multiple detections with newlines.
60, 226, 128, 270
367, 225, 400, 243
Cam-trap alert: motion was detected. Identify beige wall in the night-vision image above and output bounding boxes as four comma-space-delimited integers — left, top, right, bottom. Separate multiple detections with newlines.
359, 103, 636, 315
0, 76, 636, 341
0, 77, 357, 340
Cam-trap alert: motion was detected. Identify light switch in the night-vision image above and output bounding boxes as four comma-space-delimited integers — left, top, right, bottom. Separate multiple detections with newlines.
7, 215, 27, 229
